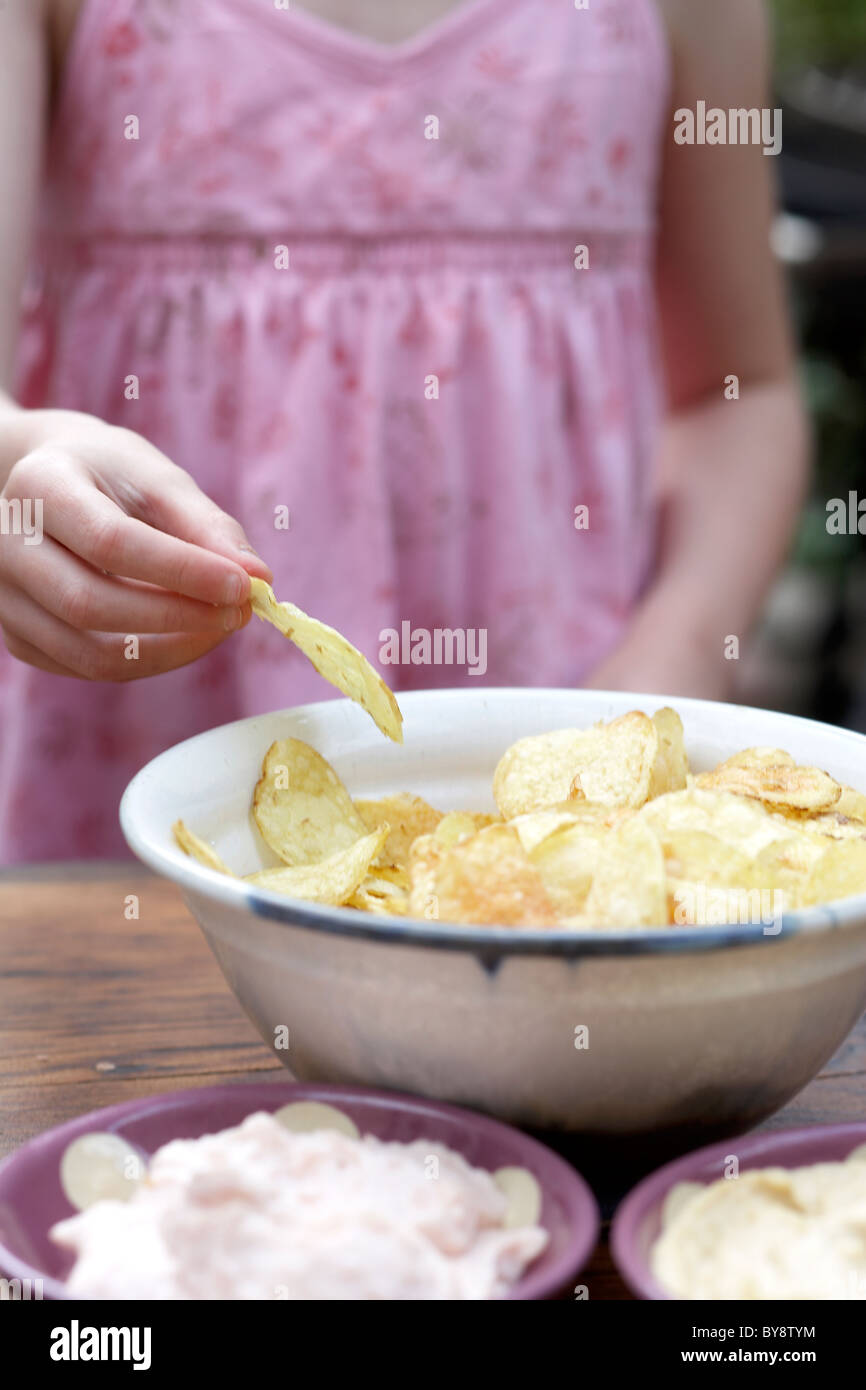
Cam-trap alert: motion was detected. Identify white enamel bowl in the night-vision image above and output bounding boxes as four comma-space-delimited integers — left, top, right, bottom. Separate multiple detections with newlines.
120, 689, 866, 1145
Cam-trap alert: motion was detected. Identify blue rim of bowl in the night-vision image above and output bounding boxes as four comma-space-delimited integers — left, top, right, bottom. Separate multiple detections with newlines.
121, 812, 864, 959
119, 688, 866, 959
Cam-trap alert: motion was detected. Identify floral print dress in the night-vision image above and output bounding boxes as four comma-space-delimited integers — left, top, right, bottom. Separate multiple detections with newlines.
3, 0, 670, 859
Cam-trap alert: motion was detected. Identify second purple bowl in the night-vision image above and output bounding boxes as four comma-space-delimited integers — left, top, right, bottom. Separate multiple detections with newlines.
611, 1122, 866, 1300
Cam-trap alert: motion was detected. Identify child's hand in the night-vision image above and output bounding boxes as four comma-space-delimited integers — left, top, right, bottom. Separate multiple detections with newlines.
0, 411, 272, 680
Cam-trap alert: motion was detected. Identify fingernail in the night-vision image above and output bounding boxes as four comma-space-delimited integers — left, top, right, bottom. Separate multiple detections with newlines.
224, 607, 245, 632
222, 574, 244, 604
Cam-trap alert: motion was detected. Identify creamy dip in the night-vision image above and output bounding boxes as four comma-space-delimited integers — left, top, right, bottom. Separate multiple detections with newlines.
652, 1151, 866, 1300
51, 1112, 548, 1300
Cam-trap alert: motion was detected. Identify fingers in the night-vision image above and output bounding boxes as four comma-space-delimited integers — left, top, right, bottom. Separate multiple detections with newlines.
2, 533, 248, 634
0, 628, 80, 677
135, 472, 275, 582
13, 457, 253, 605
0, 583, 234, 681
0, 440, 272, 683
85, 445, 274, 582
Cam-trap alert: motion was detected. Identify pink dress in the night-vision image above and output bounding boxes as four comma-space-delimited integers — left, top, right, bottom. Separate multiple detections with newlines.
3, 0, 669, 860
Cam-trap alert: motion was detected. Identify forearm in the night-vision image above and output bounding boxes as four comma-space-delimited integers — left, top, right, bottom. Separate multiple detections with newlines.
587, 376, 810, 698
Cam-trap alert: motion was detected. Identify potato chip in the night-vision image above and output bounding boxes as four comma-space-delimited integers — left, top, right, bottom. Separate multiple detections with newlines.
751, 836, 825, 910
800, 812, 866, 844
347, 881, 410, 915
433, 811, 480, 847
582, 820, 667, 928
347, 866, 410, 915
722, 747, 795, 770
492, 710, 658, 819
662, 827, 764, 926
245, 826, 389, 905
249, 577, 403, 743
801, 838, 866, 908
638, 788, 799, 860
492, 1167, 543, 1228
835, 786, 866, 824
253, 738, 367, 866
659, 829, 755, 889
355, 793, 442, 868
273, 1102, 360, 1139
366, 862, 411, 891
173, 820, 235, 876
756, 833, 828, 877
529, 820, 608, 917
61, 1134, 146, 1212
648, 707, 689, 798
406, 833, 441, 920
467, 812, 504, 830
696, 755, 841, 814
511, 807, 582, 855
408, 824, 557, 927
510, 803, 618, 856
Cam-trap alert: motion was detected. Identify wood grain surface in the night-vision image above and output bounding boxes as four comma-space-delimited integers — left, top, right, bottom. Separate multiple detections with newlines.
2, 864, 864, 1300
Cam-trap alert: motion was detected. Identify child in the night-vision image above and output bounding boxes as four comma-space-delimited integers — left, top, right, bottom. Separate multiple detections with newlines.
0, 0, 808, 859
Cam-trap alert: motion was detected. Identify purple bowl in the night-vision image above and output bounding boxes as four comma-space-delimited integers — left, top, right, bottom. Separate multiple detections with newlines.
611, 1121, 866, 1300
0, 1080, 599, 1301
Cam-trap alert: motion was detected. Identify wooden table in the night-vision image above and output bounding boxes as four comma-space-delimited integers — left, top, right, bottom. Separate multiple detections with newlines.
2, 864, 865, 1300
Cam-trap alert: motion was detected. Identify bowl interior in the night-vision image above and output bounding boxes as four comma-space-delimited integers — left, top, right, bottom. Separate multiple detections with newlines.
0, 1081, 599, 1300
611, 1122, 866, 1299
121, 687, 866, 898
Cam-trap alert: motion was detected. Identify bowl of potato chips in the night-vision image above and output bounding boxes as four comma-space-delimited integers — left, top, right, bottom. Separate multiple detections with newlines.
120, 688, 866, 1141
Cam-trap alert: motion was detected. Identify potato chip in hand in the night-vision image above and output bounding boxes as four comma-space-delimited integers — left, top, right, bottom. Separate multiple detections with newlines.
249, 578, 403, 743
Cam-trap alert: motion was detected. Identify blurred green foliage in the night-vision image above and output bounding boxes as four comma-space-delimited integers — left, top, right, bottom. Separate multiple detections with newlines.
769, 6, 866, 572
794, 310, 866, 570
772, 0, 866, 69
